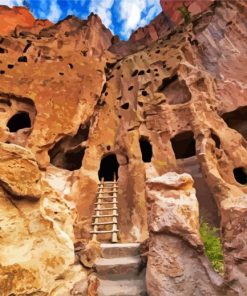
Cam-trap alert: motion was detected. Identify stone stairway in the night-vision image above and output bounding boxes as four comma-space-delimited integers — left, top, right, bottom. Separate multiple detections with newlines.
94, 243, 147, 296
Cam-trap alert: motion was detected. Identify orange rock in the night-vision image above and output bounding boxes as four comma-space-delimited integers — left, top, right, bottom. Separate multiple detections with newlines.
0, 5, 52, 36
160, 0, 214, 24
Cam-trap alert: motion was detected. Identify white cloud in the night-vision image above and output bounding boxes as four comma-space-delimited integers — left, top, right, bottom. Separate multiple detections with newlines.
119, 0, 161, 38
1, 0, 23, 6
89, 0, 114, 28
47, 0, 62, 22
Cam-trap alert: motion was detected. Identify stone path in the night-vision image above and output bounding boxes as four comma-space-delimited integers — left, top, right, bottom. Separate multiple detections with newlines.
94, 243, 147, 296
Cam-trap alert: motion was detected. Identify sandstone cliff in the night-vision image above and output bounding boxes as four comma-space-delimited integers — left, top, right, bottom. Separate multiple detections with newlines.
0, 0, 247, 295
0, 5, 52, 36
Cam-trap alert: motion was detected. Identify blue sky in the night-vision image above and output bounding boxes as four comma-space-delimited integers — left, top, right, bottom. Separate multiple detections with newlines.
2, 0, 162, 40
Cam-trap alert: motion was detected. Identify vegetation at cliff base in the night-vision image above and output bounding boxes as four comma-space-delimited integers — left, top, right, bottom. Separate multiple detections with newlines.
199, 221, 224, 274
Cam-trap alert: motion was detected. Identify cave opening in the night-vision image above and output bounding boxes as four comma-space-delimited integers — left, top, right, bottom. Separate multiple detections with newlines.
63, 147, 86, 171
211, 132, 221, 149
49, 145, 86, 171
171, 131, 196, 159
48, 123, 89, 171
233, 167, 247, 185
222, 106, 247, 139
98, 154, 119, 181
139, 136, 153, 163
7, 112, 31, 132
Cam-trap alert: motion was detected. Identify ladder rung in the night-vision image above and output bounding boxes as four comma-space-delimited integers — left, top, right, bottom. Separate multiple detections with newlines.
93, 214, 118, 218
97, 191, 116, 194
90, 230, 119, 234
98, 181, 117, 185
92, 221, 115, 225
96, 196, 115, 199
95, 207, 118, 211
95, 202, 118, 204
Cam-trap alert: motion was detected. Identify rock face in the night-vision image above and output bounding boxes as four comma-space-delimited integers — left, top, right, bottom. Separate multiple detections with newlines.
0, 142, 86, 295
0, 5, 52, 36
160, 0, 214, 25
0, 0, 247, 295
146, 172, 228, 296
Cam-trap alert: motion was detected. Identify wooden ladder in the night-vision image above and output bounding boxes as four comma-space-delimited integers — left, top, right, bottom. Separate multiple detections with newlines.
91, 177, 119, 243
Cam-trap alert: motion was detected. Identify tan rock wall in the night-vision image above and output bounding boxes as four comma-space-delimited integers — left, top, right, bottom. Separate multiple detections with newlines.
146, 172, 234, 296
0, 143, 86, 295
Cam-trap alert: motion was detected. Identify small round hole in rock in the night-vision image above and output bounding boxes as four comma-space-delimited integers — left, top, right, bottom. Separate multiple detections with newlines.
131, 70, 138, 77
233, 167, 247, 185
138, 70, 145, 76
18, 56, 27, 62
121, 103, 129, 110
7, 64, 14, 69
7, 112, 31, 132
128, 86, 134, 91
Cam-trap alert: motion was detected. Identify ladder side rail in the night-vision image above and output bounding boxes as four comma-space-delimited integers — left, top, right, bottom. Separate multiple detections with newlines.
112, 179, 118, 243
92, 178, 104, 241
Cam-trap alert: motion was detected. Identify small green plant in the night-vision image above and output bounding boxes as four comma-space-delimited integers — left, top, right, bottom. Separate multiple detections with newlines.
177, 2, 191, 24
199, 220, 224, 274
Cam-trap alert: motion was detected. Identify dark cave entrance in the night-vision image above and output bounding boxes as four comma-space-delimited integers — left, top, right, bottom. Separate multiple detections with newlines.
48, 124, 89, 171
49, 146, 86, 171
63, 147, 86, 171
171, 131, 196, 159
98, 154, 119, 181
222, 106, 247, 139
7, 112, 31, 132
233, 167, 247, 185
139, 136, 153, 163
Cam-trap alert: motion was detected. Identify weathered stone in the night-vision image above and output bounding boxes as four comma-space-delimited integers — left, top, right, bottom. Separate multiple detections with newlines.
78, 240, 101, 268
0, 143, 83, 295
0, 0, 247, 294
146, 172, 233, 296
0, 5, 52, 36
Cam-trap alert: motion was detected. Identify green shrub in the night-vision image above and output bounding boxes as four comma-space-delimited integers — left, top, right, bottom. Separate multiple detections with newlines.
177, 5, 191, 24
199, 221, 224, 274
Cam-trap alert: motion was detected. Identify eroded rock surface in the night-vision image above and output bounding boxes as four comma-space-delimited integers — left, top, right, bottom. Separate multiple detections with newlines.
0, 0, 247, 294
0, 142, 86, 295
146, 172, 232, 296
0, 5, 52, 36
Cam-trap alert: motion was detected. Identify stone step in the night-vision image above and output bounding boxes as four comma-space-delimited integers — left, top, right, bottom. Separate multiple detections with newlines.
101, 243, 141, 259
97, 278, 146, 296
95, 256, 141, 276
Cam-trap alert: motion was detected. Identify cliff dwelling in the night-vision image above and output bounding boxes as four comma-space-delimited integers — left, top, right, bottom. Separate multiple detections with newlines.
1, 1, 247, 295
139, 136, 153, 163
7, 111, 31, 132
98, 154, 119, 181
